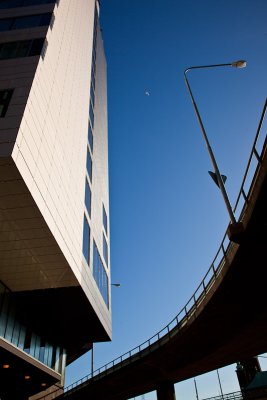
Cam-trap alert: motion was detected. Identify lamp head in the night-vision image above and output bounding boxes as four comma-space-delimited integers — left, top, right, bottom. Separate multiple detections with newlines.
231, 60, 247, 68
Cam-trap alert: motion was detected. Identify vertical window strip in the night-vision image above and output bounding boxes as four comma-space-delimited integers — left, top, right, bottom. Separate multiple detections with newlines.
0, 89, 13, 118
89, 102, 94, 128
102, 204, 108, 235
88, 122, 93, 152
86, 147, 92, 182
93, 241, 109, 307
103, 233, 108, 267
82, 215, 90, 264
85, 179, 91, 217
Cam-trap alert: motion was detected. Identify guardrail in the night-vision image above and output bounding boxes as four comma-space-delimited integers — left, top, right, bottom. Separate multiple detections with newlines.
202, 390, 243, 400
39, 98, 267, 400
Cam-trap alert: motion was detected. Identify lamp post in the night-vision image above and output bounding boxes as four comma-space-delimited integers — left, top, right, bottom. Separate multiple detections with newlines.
184, 60, 246, 243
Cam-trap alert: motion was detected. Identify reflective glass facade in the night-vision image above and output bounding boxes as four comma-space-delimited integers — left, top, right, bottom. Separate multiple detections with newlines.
93, 242, 109, 307
0, 281, 66, 373
0, 89, 13, 117
82, 215, 90, 264
0, 13, 52, 31
0, 0, 55, 8
0, 38, 45, 60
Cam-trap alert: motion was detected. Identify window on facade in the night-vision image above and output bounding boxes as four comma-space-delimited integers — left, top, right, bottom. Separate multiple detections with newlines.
90, 82, 95, 108
0, 13, 52, 32
88, 121, 93, 153
103, 233, 108, 267
89, 102, 94, 129
85, 179, 91, 217
91, 72, 95, 91
86, 147, 92, 182
93, 241, 109, 307
103, 204, 108, 235
0, 38, 45, 60
82, 215, 90, 264
0, 0, 55, 8
0, 89, 13, 118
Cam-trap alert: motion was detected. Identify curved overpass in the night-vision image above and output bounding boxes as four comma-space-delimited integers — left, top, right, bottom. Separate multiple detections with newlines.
54, 100, 267, 400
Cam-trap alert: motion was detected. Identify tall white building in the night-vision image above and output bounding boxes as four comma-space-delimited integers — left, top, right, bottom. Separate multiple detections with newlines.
0, 1, 111, 398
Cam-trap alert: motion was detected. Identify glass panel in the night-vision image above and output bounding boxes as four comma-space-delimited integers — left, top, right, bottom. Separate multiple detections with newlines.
0, 18, 13, 31
12, 13, 51, 29
89, 102, 94, 128
88, 121, 93, 152
86, 147, 92, 181
0, 90, 13, 118
29, 38, 45, 56
54, 346, 61, 372
17, 325, 26, 350
11, 320, 21, 347
47, 344, 53, 367
30, 332, 37, 357
85, 179, 91, 217
90, 83, 95, 108
103, 204, 108, 234
82, 215, 90, 264
93, 241, 109, 307
34, 335, 41, 359
0, 289, 10, 337
103, 234, 108, 267
0, 0, 22, 8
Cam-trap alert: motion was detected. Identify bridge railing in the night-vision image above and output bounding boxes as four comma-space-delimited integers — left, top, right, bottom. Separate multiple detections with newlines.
62, 99, 267, 395
202, 391, 244, 400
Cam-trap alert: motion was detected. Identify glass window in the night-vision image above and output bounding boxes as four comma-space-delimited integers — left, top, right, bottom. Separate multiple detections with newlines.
91, 71, 95, 90
103, 233, 108, 267
0, 38, 45, 60
93, 241, 109, 307
88, 121, 93, 152
0, 13, 52, 32
0, 18, 13, 31
90, 82, 95, 108
89, 102, 94, 128
29, 38, 45, 56
85, 179, 91, 217
0, 0, 55, 8
0, 89, 13, 118
86, 147, 92, 181
14, 13, 52, 29
82, 215, 90, 264
103, 204, 108, 235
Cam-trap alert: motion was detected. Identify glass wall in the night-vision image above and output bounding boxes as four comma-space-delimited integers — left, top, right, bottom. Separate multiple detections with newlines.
0, 13, 52, 31
93, 242, 109, 307
0, 0, 55, 9
0, 281, 66, 374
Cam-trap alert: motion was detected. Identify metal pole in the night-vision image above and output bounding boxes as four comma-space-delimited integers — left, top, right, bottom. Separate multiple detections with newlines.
216, 369, 224, 399
184, 66, 236, 224
194, 378, 199, 400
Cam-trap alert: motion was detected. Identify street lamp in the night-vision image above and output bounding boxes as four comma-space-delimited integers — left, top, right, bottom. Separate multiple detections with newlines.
184, 60, 246, 243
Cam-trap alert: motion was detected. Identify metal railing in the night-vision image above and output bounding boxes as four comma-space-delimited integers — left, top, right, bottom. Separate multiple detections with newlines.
38, 98, 267, 400
202, 390, 243, 400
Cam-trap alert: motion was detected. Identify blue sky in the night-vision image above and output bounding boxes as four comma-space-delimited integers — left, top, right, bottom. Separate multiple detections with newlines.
66, 1, 267, 398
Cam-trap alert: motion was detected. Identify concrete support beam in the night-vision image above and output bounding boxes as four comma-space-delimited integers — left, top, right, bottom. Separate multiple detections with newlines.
157, 382, 176, 400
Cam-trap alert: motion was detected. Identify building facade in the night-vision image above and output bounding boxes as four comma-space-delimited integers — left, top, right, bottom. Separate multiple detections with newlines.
0, 0, 111, 398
